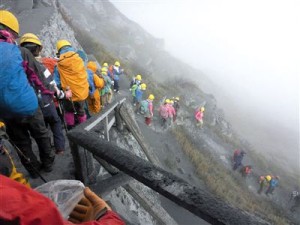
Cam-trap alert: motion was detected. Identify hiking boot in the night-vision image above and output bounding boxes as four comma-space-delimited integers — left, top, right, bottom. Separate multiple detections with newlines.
42, 165, 53, 172
29, 172, 39, 179
42, 162, 54, 172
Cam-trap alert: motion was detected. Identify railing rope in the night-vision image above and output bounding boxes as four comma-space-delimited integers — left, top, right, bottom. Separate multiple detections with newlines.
67, 129, 270, 225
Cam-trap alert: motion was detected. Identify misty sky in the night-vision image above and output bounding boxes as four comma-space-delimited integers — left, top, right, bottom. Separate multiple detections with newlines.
111, 0, 299, 168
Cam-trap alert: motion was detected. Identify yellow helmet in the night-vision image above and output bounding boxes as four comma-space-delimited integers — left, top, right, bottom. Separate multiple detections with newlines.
148, 94, 155, 100
56, 39, 71, 52
0, 10, 19, 35
140, 83, 146, 90
265, 175, 272, 182
165, 99, 170, 104
102, 62, 108, 67
20, 33, 42, 46
175, 97, 180, 101
170, 100, 174, 104
200, 107, 205, 112
135, 74, 142, 81
87, 61, 98, 73
114, 61, 120, 67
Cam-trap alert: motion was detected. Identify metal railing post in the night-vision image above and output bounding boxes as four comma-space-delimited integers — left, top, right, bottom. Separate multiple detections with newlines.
105, 116, 109, 141
69, 141, 85, 183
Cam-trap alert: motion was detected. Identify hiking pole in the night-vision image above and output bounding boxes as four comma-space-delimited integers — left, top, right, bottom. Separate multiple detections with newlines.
69, 98, 79, 124
65, 86, 79, 125
57, 99, 68, 133
3, 134, 48, 183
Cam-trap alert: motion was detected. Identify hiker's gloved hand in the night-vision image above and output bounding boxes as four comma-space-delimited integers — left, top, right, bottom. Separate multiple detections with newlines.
68, 187, 111, 223
65, 89, 72, 99
54, 86, 65, 99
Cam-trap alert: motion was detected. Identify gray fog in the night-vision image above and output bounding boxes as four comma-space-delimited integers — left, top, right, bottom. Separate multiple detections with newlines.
112, 0, 299, 172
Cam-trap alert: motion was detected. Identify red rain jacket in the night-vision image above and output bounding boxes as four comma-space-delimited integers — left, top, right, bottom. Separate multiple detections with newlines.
0, 175, 125, 225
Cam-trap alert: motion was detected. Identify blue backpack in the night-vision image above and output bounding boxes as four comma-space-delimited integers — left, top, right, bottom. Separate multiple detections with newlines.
0, 43, 38, 118
87, 69, 96, 96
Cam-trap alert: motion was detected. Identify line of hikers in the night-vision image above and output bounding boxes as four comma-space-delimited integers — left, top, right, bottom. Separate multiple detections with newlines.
232, 149, 282, 197
1, 16, 124, 177
129, 73, 207, 129
0, 10, 125, 225
130, 85, 206, 130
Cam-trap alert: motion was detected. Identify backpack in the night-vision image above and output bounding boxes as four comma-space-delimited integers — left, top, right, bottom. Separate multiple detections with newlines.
159, 105, 169, 119
131, 84, 138, 96
108, 65, 114, 80
87, 69, 96, 96
57, 51, 89, 101
41, 57, 57, 74
140, 100, 149, 115
0, 43, 38, 118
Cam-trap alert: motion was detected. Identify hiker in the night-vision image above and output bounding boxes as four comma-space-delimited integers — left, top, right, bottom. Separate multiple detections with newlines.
233, 149, 241, 161
265, 176, 279, 196
20, 33, 66, 154
87, 61, 105, 115
109, 61, 123, 93
0, 175, 125, 225
241, 165, 252, 177
195, 107, 205, 128
54, 40, 89, 130
135, 83, 147, 113
100, 67, 113, 107
0, 10, 55, 177
0, 122, 30, 187
291, 195, 300, 212
257, 175, 272, 194
130, 82, 139, 105
168, 100, 176, 126
172, 97, 180, 122
76, 50, 92, 119
158, 99, 170, 128
140, 94, 155, 126
130, 74, 142, 88
40, 57, 66, 124
232, 150, 246, 171
130, 79, 143, 105
289, 190, 299, 202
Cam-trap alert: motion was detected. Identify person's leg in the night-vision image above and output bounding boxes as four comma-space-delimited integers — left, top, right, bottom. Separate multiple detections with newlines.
265, 186, 271, 195
135, 102, 141, 113
258, 182, 264, 194
114, 80, 119, 92
6, 118, 41, 177
25, 108, 54, 172
107, 89, 113, 104
200, 119, 203, 129
63, 100, 75, 130
75, 101, 87, 124
45, 104, 65, 154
